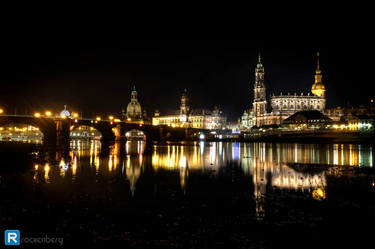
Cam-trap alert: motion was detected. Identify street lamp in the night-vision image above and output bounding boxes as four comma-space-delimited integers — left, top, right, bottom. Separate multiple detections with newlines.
108, 115, 114, 121
96, 117, 101, 121
45, 111, 52, 117
0, 108, 3, 114
73, 113, 79, 118
34, 112, 41, 118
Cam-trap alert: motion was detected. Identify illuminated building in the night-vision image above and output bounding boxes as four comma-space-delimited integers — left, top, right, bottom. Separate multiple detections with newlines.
251, 53, 326, 127
282, 110, 332, 129
346, 114, 374, 131
60, 105, 71, 118
252, 54, 268, 127
152, 89, 226, 129
240, 109, 253, 130
124, 86, 143, 123
311, 53, 326, 97
325, 107, 344, 121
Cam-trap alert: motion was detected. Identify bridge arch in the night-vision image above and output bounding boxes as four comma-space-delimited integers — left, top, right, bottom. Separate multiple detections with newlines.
70, 121, 115, 141
0, 116, 57, 144
70, 125, 102, 139
125, 129, 146, 140
0, 122, 43, 143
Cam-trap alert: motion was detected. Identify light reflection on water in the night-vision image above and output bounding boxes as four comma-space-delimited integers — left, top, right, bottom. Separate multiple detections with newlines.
32, 140, 375, 218
35, 140, 374, 183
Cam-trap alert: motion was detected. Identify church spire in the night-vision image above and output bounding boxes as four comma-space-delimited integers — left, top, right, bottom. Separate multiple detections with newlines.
311, 52, 325, 97
257, 53, 263, 68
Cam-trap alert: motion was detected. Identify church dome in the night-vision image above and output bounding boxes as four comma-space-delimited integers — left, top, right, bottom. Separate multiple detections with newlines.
311, 82, 326, 97
126, 88, 142, 120
126, 100, 142, 116
312, 82, 325, 91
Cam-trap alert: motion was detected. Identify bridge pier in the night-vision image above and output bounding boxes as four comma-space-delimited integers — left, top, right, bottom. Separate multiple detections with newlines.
55, 119, 70, 148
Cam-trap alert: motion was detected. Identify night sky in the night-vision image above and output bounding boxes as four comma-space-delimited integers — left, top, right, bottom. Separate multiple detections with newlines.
2, 31, 373, 121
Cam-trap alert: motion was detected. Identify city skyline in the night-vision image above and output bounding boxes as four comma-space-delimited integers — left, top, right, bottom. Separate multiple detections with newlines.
2, 39, 373, 121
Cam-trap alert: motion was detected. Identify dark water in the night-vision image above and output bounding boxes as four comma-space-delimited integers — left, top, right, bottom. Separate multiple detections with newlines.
1, 140, 375, 248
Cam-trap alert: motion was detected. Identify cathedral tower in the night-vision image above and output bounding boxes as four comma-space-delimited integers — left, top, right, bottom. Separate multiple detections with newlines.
253, 54, 267, 127
311, 52, 326, 97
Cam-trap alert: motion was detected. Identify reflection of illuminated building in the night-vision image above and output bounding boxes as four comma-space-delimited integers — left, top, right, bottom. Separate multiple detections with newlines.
126, 141, 145, 155
152, 89, 226, 129
243, 143, 328, 220
44, 163, 50, 183
125, 155, 142, 196
151, 143, 222, 171
179, 164, 189, 192
0, 124, 43, 143
124, 141, 145, 196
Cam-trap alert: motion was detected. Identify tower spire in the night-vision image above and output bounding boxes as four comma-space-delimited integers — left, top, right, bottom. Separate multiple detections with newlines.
311, 52, 325, 97
258, 53, 262, 64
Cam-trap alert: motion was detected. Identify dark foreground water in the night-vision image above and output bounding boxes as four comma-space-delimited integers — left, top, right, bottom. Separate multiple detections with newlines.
1, 141, 375, 248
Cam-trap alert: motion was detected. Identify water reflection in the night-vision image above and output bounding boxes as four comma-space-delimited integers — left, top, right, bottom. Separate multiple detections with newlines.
31, 140, 375, 219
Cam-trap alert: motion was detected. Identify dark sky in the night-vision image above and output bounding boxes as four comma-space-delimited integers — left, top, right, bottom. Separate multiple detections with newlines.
1, 30, 374, 121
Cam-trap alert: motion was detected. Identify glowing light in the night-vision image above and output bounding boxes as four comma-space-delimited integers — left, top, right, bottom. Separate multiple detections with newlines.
73, 113, 79, 118
96, 117, 101, 121
34, 112, 41, 118
108, 116, 114, 120
312, 188, 326, 200
45, 111, 52, 117
114, 118, 121, 123
0, 108, 4, 114
199, 132, 205, 140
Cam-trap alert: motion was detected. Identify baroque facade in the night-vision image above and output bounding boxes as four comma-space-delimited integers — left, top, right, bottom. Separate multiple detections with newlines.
152, 89, 226, 129
123, 86, 145, 123
251, 53, 326, 127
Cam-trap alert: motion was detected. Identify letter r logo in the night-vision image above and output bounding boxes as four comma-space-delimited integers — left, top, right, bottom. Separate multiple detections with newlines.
4, 230, 20, 245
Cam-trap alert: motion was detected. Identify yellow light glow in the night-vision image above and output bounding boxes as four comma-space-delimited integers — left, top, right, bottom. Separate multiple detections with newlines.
45, 111, 52, 117
73, 113, 79, 118
0, 108, 3, 114
312, 188, 326, 200
109, 116, 114, 120
127, 118, 131, 121
34, 112, 41, 118
114, 118, 121, 123
96, 117, 101, 121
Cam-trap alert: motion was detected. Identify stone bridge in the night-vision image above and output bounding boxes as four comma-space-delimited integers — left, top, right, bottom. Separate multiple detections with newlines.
0, 115, 206, 146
